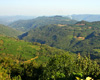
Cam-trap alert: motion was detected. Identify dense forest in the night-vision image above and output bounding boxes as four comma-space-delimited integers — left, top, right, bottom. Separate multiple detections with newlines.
1, 16, 100, 80
19, 21, 100, 62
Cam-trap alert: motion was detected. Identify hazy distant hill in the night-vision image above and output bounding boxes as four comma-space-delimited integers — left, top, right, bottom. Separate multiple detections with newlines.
0, 24, 22, 37
70, 14, 100, 22
9, 16, 77, 32
0, 16, 35, 25
1, 14, 100, 26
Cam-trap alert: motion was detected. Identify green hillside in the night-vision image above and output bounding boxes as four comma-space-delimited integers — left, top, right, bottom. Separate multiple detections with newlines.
19, 21, 100, 58
0, 35, 100, 80
9, 16, 77, 32
0, 35, 71, 62
0, 24, 22, 37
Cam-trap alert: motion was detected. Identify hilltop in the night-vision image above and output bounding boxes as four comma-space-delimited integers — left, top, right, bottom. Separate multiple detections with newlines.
9, 16, 77, 32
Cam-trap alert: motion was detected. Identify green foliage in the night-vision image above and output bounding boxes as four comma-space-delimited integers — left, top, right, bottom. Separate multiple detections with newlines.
42, 54, 100, 80
0, 66, 11, 80
0, 53, 43, 80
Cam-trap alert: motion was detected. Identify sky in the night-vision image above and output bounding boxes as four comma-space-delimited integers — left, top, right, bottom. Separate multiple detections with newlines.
0, 0, 100, 16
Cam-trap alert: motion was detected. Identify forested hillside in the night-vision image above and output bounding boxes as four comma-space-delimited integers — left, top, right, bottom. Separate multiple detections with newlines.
19, 21, 100, 60
9, 16, 77, 32
0, 35, 69, 62
0, 35, 100, 80
0, 24, 22, 37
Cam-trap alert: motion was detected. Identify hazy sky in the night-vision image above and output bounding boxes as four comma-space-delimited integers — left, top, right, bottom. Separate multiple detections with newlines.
0, 0, 100, 16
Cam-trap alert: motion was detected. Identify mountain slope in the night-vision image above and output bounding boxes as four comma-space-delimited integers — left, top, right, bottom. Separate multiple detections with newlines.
0, 24, 22, 37
1, 35, 100, 80
0, 35, 71, 62
0, 35, 77, 80
19, 21, 100, 58
9, 16, 77, 32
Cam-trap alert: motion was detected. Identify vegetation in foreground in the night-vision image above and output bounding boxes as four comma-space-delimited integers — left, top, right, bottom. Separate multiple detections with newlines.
0, 35, 100, 80
0, 53, 100, 80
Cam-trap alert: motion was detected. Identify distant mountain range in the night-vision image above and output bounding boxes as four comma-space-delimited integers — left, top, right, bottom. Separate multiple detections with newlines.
9, 16, 77, 32
69, 14, 100, 22
0, 15, 35, 25
0, 14, 100, 26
